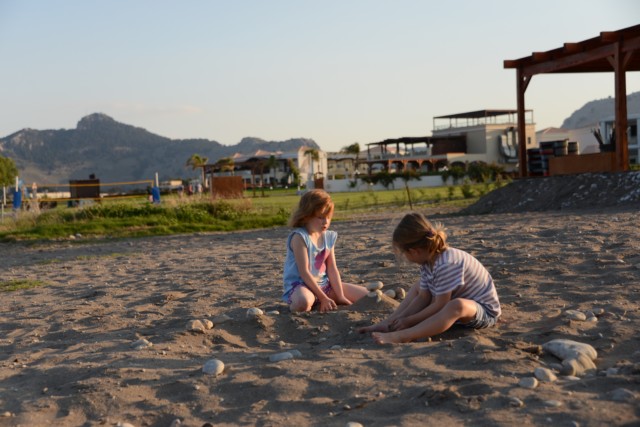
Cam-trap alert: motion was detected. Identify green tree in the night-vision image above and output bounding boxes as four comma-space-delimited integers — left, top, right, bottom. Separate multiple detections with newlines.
0, 156, 19, 187
186, 154, 208, 189
374, 170, 395, 190
467, 161, 492, 183
340, 142, 360, 178
441, 165, 466, 184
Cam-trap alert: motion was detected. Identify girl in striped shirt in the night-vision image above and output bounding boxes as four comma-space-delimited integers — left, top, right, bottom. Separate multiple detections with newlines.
359, 212, 501, 344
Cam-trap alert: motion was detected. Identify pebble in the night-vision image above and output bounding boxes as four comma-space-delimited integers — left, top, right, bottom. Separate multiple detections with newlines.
395, 288, 406, 300
564, 310, 587, 321
542, 339, 597, 376
509, 397, 524, 407
202, 359, 224, 376
610, 388, 637, 402
210, 314, 232, 324
383, 289, 396, 298
366, 281, 384, 291
202, 319, 214, 329
186, 320, 206, 334
346, 423, 364, 427
246, 307, 263, 318
269, 351, 294, 362
605, 367, 619, 376
534, 367, 558, 382
518, 377, 538, 389
131, 338, 153, 350
543, 400, 563, 407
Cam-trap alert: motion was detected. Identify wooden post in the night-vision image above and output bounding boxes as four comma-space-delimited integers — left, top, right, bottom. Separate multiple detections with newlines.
613, 41, 629, 172
516, 69, 530, 178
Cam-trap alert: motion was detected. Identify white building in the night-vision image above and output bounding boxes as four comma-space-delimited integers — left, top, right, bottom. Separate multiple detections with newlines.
206, 146, 328, 189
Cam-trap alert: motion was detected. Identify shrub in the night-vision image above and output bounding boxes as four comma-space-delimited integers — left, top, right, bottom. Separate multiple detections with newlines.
460, 180, 475, 198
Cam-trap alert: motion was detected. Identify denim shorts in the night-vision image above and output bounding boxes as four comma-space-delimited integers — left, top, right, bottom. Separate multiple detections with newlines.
457, 302, 498, 329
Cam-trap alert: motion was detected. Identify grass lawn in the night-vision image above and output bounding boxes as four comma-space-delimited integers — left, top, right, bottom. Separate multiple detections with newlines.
0, 183, 494, 241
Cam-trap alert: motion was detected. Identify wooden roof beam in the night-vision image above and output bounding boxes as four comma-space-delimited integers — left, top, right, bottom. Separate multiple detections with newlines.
521, 43, 616, 76
563, 42, 582, 53
532, 51, 552, 61
600, 31, 618, 43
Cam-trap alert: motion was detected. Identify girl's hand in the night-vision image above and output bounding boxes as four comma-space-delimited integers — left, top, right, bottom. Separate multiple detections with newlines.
318, 297, 337, 312
334, 295, 353, 306
357, 319, 391, 333
391, 317, 412, 331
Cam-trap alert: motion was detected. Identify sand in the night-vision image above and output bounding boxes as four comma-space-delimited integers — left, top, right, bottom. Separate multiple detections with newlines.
1, 202, 640, 426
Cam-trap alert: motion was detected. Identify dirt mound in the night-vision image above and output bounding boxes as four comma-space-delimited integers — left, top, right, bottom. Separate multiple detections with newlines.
347, 291, 400, 312
462, 171, 640, 215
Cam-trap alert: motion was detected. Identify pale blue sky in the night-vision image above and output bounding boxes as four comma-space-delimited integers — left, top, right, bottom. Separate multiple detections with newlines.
1, 0, 638, 152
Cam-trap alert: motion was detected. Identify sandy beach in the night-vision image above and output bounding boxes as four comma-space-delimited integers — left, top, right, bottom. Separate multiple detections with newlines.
1, 195, 640, 426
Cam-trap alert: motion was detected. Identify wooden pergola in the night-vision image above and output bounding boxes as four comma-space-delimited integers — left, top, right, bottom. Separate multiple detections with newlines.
504, 24, 640, 178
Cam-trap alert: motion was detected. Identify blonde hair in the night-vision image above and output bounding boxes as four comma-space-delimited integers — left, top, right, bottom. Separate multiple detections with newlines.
288, 189, 335, 228
392, 212, 448, 266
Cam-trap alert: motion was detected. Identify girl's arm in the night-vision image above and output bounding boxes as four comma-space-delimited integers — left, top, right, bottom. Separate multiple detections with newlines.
394, 290, 452, 330
325, 247, 352, 305
291, 234, 336, 311
390, 289, 431, 328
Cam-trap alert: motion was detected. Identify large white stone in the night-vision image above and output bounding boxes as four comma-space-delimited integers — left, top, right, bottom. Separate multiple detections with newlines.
203, 359, 225, 376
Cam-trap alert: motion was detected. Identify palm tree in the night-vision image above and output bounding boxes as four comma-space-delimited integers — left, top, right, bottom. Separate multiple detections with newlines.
286, 159, 300, 187
340, 142, 360, 178
267, 155, 278, 188
304, 148, 319, 187
185, 154, 209, 189
214, 157, 235, 174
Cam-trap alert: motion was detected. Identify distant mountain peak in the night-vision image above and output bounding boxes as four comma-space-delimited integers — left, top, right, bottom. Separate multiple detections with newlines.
0, 113, 319, 184
77, 113, 116, 130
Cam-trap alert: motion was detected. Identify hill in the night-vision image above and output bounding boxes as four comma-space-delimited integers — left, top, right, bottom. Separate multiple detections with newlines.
560, 91, 640, 129
0, 113, 319, 185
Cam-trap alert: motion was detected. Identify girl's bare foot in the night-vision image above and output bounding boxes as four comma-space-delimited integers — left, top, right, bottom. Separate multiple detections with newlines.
357, 321, 390, 334
372, 331, 408, 344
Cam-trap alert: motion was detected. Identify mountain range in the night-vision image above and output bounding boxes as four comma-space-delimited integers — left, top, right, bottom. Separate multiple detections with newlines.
0, 113, 319, 185
1, 91, 639, 185
560, 91, 640, 129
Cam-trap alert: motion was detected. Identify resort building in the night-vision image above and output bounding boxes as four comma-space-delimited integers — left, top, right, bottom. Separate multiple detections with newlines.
204, 146, 328, 189
361, 109, 537, 174
326, 153, 369, 180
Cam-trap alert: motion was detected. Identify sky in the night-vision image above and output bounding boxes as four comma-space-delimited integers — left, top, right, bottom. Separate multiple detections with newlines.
1, 0, 639, 153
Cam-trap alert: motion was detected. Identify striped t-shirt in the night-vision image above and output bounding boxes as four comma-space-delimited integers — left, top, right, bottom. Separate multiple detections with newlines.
419, 247, 501, 318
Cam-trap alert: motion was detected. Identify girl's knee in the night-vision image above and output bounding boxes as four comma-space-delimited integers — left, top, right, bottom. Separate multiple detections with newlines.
289, 295, 315, 312
445, 299, 468, 316
290, 301, 312, 312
